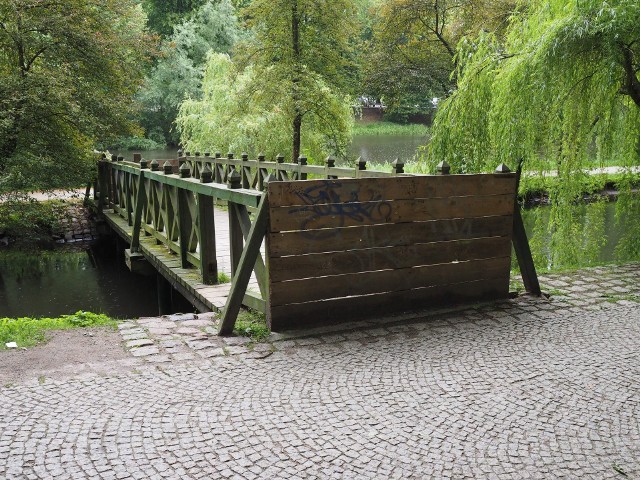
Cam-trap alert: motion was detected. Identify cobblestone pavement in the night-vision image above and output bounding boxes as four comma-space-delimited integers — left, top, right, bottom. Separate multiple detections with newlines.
1, 263, 639, 479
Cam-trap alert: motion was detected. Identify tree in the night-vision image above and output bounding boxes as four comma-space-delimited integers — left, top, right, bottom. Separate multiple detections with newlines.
138, 0, 242, 144
177, 52, 354, 161
427, 0, 640, 262
364, 0, 515, 120
0, 0, 152, 191
142, 0, 207, 37
234, 0, 359, 161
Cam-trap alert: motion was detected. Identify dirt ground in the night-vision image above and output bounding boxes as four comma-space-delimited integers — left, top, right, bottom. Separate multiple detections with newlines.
0, 327, 135, 386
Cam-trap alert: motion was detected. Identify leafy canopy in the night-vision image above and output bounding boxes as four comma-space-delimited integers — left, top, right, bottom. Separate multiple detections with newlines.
427, 0, 640, 264
138, 0, 242, 144
178, 0, 358, 162
0, 0, 152, 192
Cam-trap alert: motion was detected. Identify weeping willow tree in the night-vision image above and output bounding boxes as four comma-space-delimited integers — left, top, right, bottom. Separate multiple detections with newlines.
427, 0, 640, 267
176, 53, 354, 161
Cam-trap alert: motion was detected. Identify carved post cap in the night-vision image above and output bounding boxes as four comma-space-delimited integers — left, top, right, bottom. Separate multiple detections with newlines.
204, 152, 211, 157
140, 158, 148, 169
150, 159, 160, 171
177, 149, 183, 157
111, 154, 118, 162
227, 152, 234, 159
392, 158, 405, 174
357, 157, 367, 170
298, 155, 307, 165
241, 152, 249, 161
228, 169, 241, 189
495, 163, 511, 173
117, 155, 124, 162
200, 164, 213, 183
179, 162, 191, 178
436, 161, 450, 175
163, 161, 173, 174
325, 156, 335, 167
257, 153, 266, 161
195, 152, 201, 157
276, 154, 285, 163
215, 152, 222, 158
185, 151, 191, 157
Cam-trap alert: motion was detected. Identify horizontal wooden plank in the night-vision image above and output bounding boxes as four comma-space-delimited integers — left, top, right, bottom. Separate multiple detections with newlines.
269, 256, 511, 306
270, 194, 514, 232
268, 215, 513, 256
269, 277, 509, 330
267, 174, 516, 207
269, 236, 512, 282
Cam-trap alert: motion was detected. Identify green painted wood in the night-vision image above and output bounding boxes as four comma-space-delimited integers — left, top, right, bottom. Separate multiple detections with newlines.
130, 171, 147, 253
234, 203, 267, 298
218, 193, 269, 335
110, 163, 262, 207
198, 193, 218, 284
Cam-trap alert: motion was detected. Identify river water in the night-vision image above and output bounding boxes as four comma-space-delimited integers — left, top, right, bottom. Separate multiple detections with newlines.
113, 134, 427, 165
0, 200, 636, 319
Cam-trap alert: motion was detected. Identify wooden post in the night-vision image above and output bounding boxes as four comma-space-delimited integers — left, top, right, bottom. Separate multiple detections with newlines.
214, 152, 223, 183
228, 170, 243, 276
392, 158, 405, 175
326, 156, 337, 179
298, 156, 308, 180
276, 154, 285, 181
177, 188, 193, 269
355, 157, 366, 178
437, 161, 450, 175
240, 152, 251, 189
506, 161, 541, 296
258, 153, 267, 190
97, 161, 107, 214
130, 171, 147, 253
233, 203, 267, 298
198, 165, 218, 284
156, 274, 172, 315
218, 191, 270, 335
133, 153, 142, 163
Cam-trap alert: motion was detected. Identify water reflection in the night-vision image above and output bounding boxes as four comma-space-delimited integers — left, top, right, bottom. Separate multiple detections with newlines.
520, 200, 639, 272
0, 240, 158, 318
114, 134, 427, 165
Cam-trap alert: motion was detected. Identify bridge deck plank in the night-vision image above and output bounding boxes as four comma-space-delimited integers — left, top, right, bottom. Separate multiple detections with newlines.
102, 209, 263, 315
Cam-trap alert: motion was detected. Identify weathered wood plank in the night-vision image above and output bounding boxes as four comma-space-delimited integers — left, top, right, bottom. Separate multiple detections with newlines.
270, 256, 511, 306
269, 194, 514, 232
269, 236, 512, 282
268, 215, 514, 257
268, 174, 517, 207
197, 193, 218, 284
269, 277, 509, 330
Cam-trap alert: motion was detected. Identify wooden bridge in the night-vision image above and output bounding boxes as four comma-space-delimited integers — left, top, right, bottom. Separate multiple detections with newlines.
94, 152, 539, 335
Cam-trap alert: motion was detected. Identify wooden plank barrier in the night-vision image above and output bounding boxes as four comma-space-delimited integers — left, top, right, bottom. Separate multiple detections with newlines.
266, 172, 519, 330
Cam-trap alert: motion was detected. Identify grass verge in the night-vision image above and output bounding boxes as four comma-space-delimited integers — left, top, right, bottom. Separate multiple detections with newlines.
0, 311, 116, 350
233, 309, 270, 341
352, 121, 429, 136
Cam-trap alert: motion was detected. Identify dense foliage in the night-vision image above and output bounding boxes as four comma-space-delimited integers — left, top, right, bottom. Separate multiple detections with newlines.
0, 0, 152, 192
178, 0, 358, 161
139, 0, 242, 145
427, 0, 640, 264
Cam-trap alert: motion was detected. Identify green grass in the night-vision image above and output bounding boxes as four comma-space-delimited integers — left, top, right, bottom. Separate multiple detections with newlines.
0, 311, 116, 349
233, 309, 270, 341
217, 271, 232, 283
352, 121, 429, 136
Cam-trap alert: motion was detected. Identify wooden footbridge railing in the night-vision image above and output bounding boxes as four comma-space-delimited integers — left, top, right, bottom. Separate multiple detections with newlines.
96, 153, 539, 334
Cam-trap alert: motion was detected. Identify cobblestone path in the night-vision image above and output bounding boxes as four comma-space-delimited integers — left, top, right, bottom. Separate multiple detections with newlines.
1, 264, 639, 479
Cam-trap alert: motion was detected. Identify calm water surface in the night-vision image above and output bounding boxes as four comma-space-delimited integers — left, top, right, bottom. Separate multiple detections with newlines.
114, 134, 427, 165
0, 202, 636, 318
